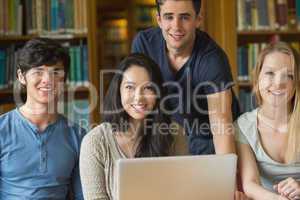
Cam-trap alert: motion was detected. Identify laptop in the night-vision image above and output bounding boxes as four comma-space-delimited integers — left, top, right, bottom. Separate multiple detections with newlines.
115, 154, 237, 200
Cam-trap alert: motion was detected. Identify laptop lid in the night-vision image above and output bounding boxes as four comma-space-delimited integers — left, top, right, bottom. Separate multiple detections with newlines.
115, 154, 237, 200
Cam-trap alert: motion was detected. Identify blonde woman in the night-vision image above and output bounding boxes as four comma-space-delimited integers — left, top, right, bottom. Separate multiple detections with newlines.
235, 42, 300, 200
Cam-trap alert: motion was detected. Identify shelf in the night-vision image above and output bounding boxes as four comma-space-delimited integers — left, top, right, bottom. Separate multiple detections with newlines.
238, 30, 300, 35
0, 34, 87, 42
237, 30, 300, 45
0, 35, 36, 41
238, 81, 252, 88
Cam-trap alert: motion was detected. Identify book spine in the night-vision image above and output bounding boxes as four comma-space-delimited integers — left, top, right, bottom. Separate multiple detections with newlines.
244, 0, 253, 30
3, 0, 8, 34
75, 46, 82, 85
257, 0, 269, 29
237, 0, 246, 31
0, 0, 4, 35
276, 0, 289, 30
287, 0, 297, 29
58, 0, 66, 33
296, 0, 300, 29
268, 0, 277, 30
65, 0, 74, 33
36, 0, 43, 34
82, 44, 89, 84
17, 0, 22, 35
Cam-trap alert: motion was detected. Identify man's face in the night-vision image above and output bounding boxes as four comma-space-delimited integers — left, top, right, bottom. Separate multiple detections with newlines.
156, 0, 201, 53
18, 62, 65, 106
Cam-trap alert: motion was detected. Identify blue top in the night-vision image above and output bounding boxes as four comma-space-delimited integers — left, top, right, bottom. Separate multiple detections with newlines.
0, 109, 86, 199
132, 27, 240, 155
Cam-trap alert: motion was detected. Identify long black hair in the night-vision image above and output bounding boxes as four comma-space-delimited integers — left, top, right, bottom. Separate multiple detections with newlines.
102, 53, 174, 157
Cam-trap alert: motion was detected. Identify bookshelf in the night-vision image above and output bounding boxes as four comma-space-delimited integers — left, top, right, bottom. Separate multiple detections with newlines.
205, 0, 300, 113
128, 0, 157, 41
96, 0, 157, 101
0, 0, 100, 127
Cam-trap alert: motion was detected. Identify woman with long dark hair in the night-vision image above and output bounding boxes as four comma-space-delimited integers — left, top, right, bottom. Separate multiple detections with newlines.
79, 53, 187, 200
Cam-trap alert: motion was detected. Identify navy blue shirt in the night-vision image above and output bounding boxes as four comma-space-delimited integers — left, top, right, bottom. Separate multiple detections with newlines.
132, 27, 240, 155
0, 109, 86, 199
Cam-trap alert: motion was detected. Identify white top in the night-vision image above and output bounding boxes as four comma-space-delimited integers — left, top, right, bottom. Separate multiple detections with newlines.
234, 109, 300, 191
79, 122, 188, 200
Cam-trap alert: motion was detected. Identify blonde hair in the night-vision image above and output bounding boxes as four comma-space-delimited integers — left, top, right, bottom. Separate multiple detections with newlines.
252, 42, 300, 163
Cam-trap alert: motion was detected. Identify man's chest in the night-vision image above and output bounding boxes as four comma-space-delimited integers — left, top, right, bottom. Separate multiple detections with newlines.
0, 133, 76, 178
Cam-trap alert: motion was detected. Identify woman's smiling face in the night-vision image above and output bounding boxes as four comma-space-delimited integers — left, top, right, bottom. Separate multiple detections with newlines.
120, 65, 157, 122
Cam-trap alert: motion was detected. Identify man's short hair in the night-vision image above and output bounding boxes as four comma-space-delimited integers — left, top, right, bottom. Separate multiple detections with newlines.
156, 0, 201, 16
18, 37, 70, 77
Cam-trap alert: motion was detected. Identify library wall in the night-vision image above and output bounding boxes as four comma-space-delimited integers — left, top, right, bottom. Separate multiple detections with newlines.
1, 0, 300, 126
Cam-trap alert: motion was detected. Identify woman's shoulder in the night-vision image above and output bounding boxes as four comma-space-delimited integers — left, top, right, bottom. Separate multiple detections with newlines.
82, 122, 114, 147
234, 109, 259, 143
236, 109, 258, 129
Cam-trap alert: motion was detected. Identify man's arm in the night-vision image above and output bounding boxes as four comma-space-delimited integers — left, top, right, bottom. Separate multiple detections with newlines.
207, 89, 236, 154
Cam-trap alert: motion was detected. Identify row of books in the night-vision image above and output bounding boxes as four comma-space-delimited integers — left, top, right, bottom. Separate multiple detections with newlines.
0, 45, 19, 88
0, 0, 87, 36
103, 19, 128, 41
0, 43, 89, 89
68, 44, 89, 86
0, 0, 23, 35
237, 41, 300, 81
135, 6, 157, 28
103, 43, 128, 58
237, 0, 300, 31
237, 42, 267, 81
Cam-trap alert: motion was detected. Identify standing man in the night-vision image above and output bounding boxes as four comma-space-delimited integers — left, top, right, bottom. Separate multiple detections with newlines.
132, 0, 240, 155
0, 38, 85, 199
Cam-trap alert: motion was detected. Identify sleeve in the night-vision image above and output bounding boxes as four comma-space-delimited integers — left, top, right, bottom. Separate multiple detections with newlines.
234, 121, 249, 144
79, 131, 110, 200
198, 49, 234, 95
131, 32, 146, 54
71, 159, 84, 200
72, 127, 87, 200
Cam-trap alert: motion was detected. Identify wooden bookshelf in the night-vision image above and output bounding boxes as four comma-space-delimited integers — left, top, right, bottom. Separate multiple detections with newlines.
205, 0, 300, 112
204, 0, 238, 90
0, 0, 100, 125
238, 31, 300, 45
128, 0, 156, 42
238, 81, 252, 88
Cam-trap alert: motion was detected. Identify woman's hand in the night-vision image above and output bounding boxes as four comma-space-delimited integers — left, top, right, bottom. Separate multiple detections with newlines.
274, 178, 300, 200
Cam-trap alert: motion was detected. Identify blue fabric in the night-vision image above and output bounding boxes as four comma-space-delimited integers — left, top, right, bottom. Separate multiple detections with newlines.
132, 27, 240, 155
0, 109, 86, 199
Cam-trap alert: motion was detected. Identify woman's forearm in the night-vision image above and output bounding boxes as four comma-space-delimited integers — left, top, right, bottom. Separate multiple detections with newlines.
244, 181, 285, 200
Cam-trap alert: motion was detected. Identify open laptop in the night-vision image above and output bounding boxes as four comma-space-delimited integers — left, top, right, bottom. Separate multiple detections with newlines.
115, 154, 237, 200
